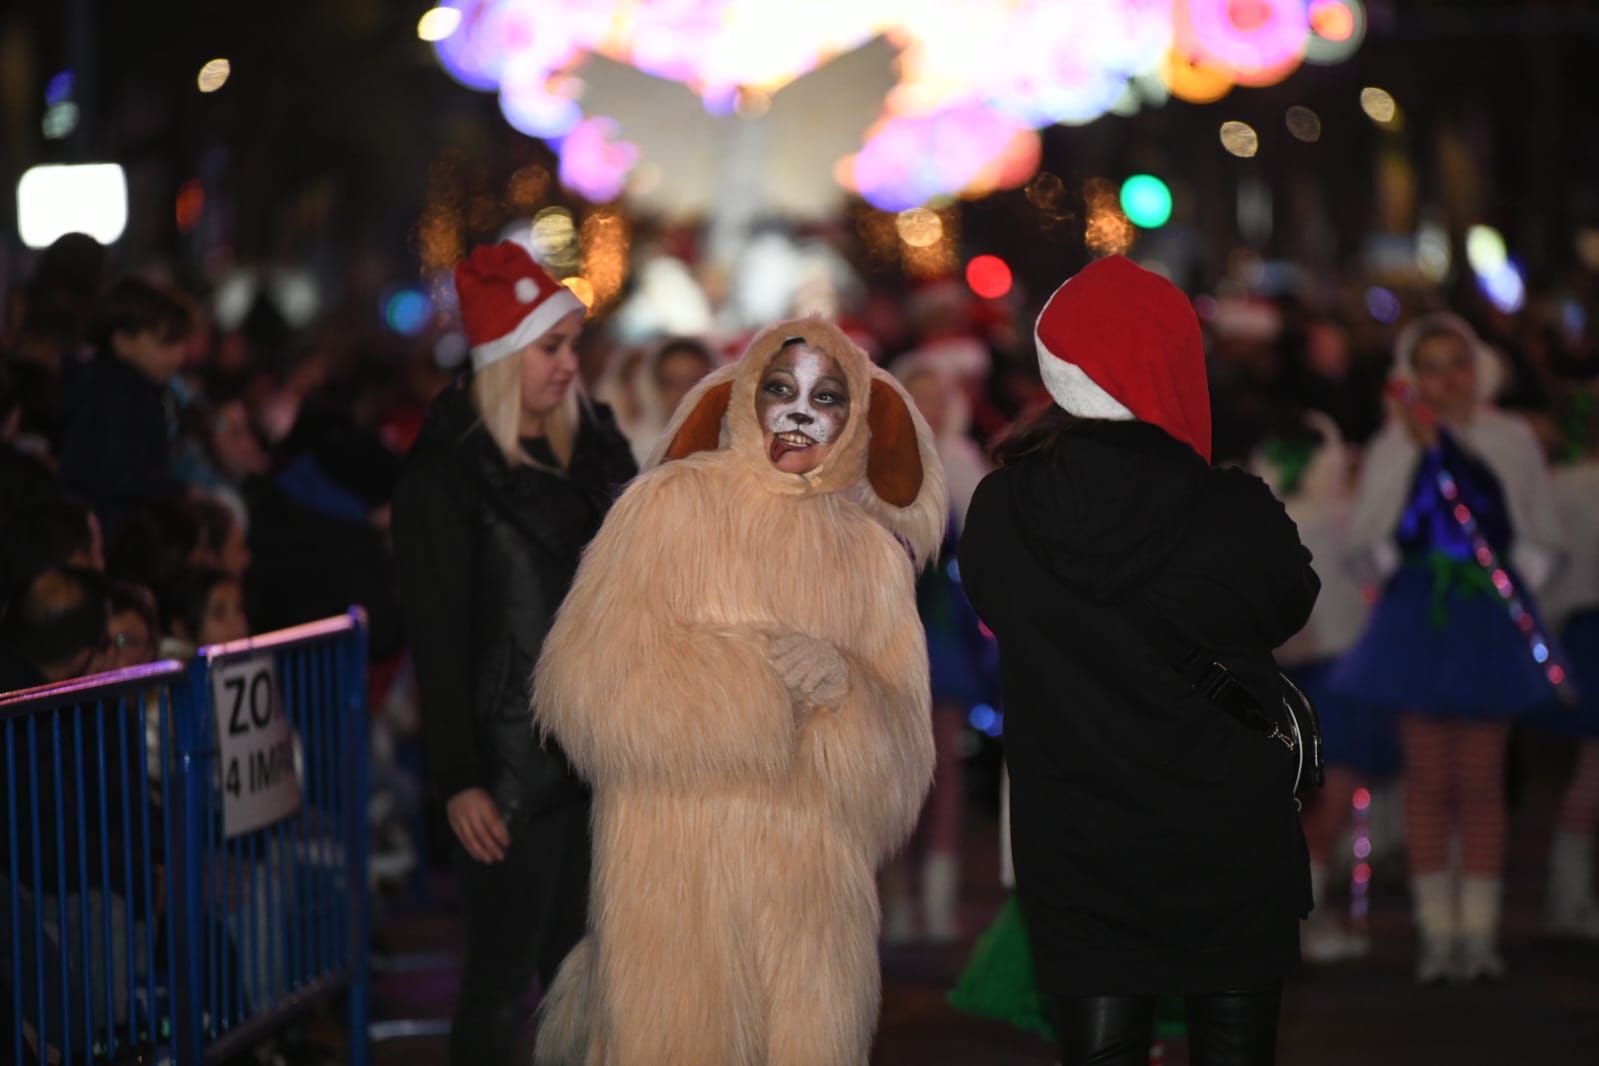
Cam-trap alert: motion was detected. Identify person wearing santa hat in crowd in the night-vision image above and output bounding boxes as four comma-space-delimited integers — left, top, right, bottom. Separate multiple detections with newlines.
959, 256, 1319, 1066
391, 240, 637, 1066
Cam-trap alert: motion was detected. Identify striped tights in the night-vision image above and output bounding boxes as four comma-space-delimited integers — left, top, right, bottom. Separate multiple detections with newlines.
1557, 740, 1599, 835
1399, 715, 1510, 877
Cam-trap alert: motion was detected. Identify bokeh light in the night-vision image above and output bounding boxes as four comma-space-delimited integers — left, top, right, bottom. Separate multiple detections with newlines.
1285, 105, 1321, 142
556, 117, 638, 203
417, 6, 463, 42
895, 207, 943, 249
1084, 178, 1134, 257
1306, 0, 1366, 63
197, 58, 231, 93
1309, 0, 1355, 41
1219, 120, 1259, 158
175, 180, 205, 232
432, 1, 1363, 209
530, 207, 580, 269
579, 208, 630, 312
1478, 259, 1526, 314
561, 276, 597, 308
1163, 48, 1234, 104
41, 102, 78, 140
1119, 175, 1173, 228
1176, 0, 1308, 88
1416, 221, 1451, 282
16, 163, 127, 248
1364, 285, 1401, 324
45, 70, 74, 107
965, 255, 1013, 300
1466, 224, 1508, 274
383, 287, 433, 336
1360, 86, 1396, 124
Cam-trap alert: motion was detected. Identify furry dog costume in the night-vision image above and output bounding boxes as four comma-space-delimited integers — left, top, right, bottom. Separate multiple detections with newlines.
532, 317, 946, 1066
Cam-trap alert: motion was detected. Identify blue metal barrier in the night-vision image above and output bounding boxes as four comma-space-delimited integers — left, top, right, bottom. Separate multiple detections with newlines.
1, 609, 370, 1065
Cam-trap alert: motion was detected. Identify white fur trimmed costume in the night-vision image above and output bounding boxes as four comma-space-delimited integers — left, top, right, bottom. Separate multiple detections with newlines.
532, 318, 946, 1066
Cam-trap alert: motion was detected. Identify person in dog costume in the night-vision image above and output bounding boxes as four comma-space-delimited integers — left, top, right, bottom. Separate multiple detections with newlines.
532, 316, 946, 1066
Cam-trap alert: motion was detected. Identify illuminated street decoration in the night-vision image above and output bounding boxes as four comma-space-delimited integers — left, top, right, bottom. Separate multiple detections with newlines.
432, 0, 1364, 211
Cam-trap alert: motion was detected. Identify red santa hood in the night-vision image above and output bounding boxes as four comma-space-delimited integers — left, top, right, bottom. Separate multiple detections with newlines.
1034, 255, 1212, 463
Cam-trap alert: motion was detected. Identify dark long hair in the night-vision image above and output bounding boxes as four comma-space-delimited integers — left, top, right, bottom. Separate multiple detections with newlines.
990, 403, 1084, 467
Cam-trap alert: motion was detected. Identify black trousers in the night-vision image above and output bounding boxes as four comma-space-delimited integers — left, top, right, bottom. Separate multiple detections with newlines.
1052, 984, 1282, 1066
449, 799, 591, 1066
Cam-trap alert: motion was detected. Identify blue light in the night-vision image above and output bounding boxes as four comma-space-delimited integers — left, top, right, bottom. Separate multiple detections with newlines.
382, 287, 432, 336
1477, 259, 1526, 314
1364, 285, 1400, 324
1533, 642, 1549, 664
45, 70, 74, 107
947, 558, 962, 584
968, 703, 1003, 737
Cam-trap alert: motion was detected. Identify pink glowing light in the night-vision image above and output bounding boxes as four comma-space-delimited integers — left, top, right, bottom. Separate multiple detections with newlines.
1178, 0, 1309, 87
557, 117, 640, 203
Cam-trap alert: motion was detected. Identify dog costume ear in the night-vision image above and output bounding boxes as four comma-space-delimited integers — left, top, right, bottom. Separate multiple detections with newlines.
866, 375, 923, 508
662, 379, 735, 461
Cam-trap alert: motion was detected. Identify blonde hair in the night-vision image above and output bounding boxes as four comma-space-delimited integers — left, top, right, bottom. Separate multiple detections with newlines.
469, 352, 581, 471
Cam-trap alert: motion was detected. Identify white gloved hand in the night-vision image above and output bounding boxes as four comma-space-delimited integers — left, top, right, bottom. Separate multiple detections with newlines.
769, 632, 849, 713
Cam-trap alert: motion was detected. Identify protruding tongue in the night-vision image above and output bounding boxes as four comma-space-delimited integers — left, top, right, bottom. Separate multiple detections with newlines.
770, 435, 812, 462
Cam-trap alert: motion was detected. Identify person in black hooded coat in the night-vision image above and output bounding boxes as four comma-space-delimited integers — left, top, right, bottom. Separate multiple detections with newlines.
959, 257, 1319, 1066
391, 243, 636, 1066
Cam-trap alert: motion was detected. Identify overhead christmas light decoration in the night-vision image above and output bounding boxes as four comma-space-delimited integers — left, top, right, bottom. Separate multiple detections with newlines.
430, 0, 1363, 212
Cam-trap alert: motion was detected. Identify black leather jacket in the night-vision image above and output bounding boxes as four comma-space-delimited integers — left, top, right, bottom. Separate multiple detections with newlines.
393, 380, 636, 823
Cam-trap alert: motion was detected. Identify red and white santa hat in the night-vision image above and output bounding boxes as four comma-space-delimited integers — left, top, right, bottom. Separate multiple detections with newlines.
454, 240, 585, 372
1034, 254, 1212, 462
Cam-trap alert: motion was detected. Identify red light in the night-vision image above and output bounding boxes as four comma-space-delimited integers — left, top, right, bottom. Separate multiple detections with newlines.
1549, 666, 1566, 686
176, 180, 205, 232
966, 255, 1013, 300
1353, 862, 1372, 885
1453, 504, 1472, 525
1352, 788, 1371, 811
1310, 0, 1355, 42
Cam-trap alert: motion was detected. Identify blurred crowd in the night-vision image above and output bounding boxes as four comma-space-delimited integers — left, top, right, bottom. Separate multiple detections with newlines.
3, 227, 1599, 963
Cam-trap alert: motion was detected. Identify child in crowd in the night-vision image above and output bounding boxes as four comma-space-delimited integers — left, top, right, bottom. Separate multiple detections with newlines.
158, 567, 249, 659
1334, 313, 1566, 983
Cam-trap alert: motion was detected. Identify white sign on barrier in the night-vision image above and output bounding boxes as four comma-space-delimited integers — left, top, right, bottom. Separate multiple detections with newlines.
210, 654, 302, 837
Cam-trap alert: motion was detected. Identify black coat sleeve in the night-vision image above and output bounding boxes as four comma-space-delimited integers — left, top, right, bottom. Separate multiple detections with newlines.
1214, 468, 1322, 649
392, 451, 485, 802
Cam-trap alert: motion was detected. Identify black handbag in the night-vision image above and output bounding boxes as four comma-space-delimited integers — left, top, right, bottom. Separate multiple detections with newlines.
1174, 650, 1326, 797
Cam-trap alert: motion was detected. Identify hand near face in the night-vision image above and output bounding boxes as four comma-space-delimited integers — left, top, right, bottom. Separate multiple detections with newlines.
769, 632, 849, 716
1386, 379, 1439, 449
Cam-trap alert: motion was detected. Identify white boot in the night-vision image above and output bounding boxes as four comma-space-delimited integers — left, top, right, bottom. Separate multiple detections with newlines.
1544, 830, 1599, 941
922, 852, 960, 943
1302, 862, 1370, 963
1411, 871, 1457, 984
1457, 876, 1506, 982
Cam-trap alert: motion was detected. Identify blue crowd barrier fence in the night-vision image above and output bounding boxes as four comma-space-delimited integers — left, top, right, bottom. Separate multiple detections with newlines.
1, 609, 370, 1065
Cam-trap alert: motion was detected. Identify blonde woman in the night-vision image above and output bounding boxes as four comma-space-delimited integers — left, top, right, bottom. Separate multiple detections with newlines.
392, 241, 636, 1066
